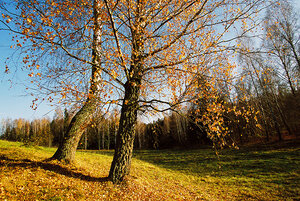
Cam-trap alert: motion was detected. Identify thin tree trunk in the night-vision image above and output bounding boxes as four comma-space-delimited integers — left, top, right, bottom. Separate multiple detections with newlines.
84, 130, 87, 150
274, 119, 282, 141
249, 70, 270, 142
270, 88, 293, 137
138, 126, 142, 150
48, 125, 52, 147
107, 120, 110, 150
278, 53, 295, 95
264, 116, 270, 142
114, 125, 117, 147
102, 126, 105, 149
98, 125, 101, 150
176, 114, 182, 144
285, 32, 300, 71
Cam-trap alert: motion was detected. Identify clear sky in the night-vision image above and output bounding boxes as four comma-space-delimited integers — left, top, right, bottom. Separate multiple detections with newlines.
0, 30, 55, 121
0, 1, 300, 122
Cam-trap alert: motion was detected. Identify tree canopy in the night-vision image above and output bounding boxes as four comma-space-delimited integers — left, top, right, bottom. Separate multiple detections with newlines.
1, 0, 268, 183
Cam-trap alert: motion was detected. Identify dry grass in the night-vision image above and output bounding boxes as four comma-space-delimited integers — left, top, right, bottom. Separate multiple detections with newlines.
0, 140, 299, 200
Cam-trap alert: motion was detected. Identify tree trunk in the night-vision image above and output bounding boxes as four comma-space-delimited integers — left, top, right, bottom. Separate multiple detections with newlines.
101, 129, 104, 149
109, 80, 140, 183
114, 126, 117, 147
98, 125, 101, 150
278, 54, 295, 95
138, 126, 142, 150
48, 131, 51, 148
51, 101, 97, 162
50, 0, 102, 163
84, 130, 87, 150
108, 1, 144, 182
270, 88, 293, 137
107, 120, 110, 150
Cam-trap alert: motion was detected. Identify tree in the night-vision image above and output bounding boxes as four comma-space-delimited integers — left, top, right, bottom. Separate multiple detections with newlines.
1, 0, 105, 162
237, 29, 299, 143
264, 0, 300, 94
1, 0, 263, 183
104, 0, 263, 183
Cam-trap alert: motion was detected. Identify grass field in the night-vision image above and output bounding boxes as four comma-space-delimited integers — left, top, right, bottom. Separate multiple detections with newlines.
0, 140, 299, 200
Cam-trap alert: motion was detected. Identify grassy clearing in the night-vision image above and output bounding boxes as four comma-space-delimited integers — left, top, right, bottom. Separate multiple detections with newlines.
0, 140, 299, 200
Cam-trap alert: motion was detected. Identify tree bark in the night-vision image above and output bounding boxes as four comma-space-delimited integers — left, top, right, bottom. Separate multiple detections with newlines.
108, 80, 140, 183
98, 125, 101, 150
107, 120, 110, 150
84, 130, 87, 150
102, 127, 105, 149
108, 0, 144, 183
50, 0, 102, 163
51, 101, 97, 162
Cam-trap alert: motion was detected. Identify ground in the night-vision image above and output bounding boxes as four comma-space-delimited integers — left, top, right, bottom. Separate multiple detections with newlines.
0, 140, 299, 200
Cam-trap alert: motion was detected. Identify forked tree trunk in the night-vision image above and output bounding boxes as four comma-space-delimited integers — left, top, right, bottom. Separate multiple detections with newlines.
109, 80, 140, 183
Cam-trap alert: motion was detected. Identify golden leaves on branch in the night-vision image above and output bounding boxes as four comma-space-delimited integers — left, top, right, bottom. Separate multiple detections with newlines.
1, 0, 263, 145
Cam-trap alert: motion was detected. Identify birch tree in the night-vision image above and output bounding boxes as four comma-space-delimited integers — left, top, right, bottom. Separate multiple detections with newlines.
1, 0, 263, 183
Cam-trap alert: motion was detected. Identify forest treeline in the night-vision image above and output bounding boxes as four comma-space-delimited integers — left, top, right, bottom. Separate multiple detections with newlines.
1, 89, 299, 150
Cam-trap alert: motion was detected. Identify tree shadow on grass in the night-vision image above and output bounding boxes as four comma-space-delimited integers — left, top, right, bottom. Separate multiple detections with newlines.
131, 148, 300, 179
0, 154, 109, 182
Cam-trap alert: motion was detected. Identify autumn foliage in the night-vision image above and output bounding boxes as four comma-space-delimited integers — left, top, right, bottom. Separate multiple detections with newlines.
1, 0, 299, 183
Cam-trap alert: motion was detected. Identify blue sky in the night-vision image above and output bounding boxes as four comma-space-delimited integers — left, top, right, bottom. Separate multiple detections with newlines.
0, 30, 55, 120
0, 1, 300, 122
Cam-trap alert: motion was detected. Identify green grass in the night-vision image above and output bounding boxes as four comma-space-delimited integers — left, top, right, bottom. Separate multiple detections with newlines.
0, 140, 299, 200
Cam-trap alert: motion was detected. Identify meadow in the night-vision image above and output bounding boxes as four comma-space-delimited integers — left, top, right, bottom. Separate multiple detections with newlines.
0, 140, 299, 200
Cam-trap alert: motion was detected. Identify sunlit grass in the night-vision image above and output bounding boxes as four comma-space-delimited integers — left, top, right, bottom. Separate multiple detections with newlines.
131, 147, 300, 200
0, 140, 299, 200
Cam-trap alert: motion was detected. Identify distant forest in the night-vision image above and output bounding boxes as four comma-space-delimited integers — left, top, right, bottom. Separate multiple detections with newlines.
1, 89, 299, 150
